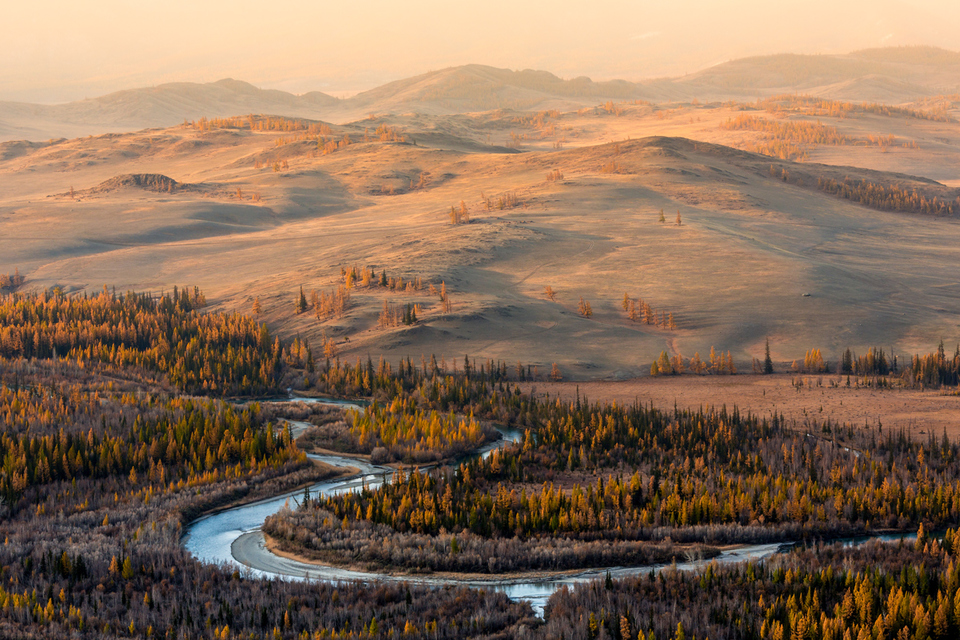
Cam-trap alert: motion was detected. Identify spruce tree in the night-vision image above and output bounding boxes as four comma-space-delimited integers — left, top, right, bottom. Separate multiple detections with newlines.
764, 338, 774, 374
296, 287, 308, 314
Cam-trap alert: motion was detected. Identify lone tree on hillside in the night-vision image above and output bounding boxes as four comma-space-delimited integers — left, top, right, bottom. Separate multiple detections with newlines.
252, 296, 262, 315
764, 338, 774, 374
676, 209, 682, 226
577, 297, 593, 318
659, 209, 666, 223
550, 363, 562, 381
296, 287, 308, 314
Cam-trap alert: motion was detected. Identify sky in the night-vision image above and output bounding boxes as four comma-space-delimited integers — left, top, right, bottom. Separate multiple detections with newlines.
3, 0, 959, 103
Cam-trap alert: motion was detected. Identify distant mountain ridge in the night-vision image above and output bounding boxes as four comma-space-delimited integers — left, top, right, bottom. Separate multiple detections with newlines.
0, 79, 339, 141
1, 46, 959, 142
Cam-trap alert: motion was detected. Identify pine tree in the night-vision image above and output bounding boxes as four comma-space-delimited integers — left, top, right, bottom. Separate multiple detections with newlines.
296, 287, 308, 314
658, 209, 666, 223
764, 338, 774, 374
252, 296, 262, 315
676, 209, 682, 226
841, 348, 853, 374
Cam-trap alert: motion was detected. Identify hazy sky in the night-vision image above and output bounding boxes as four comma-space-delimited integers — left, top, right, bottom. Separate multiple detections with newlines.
3, 0, 959, 103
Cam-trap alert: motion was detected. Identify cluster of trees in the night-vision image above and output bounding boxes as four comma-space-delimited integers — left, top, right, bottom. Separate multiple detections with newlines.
657, 209, 682, 225
305, 354, 525, 416
264, 504, 716, 573
369, 124, 406, 143
190, 115, 333, 134
622, 293, 676, 329
338, 265, 424, 293
651, 348, 735, 376
904, 342, 960, 387
320, 134, 353, 155
509, 109, 565, 142
749, 139, 808, 161
578, 297, 593, 318
0, 288, 281, 396
0, 269, 24, 292
480, 191, 522, 211
722, 114, 849, 145
305, 285, 351, 320
817, 176, 960, 216
255, 158, 290, 172
449, 200, 471, 224
302, 398, 496, 464
601, 101, 625, 116
301, 266, 432, 325
377, 300, 421, 329
791, 348, 829, 373
542, 532, 960, 640
511, 110, 561, 130
757, 94, 954, 123
722, 113, 849, 161
840, 347, 895, 376
546, 169, 564, 182
599, 160, 623, 174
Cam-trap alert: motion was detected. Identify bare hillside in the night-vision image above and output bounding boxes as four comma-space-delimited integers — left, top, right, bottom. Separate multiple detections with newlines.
2, 103, 960, 378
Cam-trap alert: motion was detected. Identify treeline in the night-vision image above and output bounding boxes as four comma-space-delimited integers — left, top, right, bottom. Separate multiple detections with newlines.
817, 175, 960, 216
191, 115, 333, 134
764, 164, 960, 217
541, 531, 960, 640
722, 113, 850, 161
722, 114, 849, 145
0, 288, 282, 396
756, 94, 954, 123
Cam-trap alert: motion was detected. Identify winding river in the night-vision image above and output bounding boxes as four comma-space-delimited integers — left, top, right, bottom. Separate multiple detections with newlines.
183, 397, 908, 615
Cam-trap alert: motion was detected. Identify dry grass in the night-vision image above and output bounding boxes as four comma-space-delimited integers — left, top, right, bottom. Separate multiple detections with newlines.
1, 102, 959, 379
522, 375, 960, 438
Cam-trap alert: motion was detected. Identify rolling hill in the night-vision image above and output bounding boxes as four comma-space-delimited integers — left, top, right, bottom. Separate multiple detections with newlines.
3, 47, 960, 142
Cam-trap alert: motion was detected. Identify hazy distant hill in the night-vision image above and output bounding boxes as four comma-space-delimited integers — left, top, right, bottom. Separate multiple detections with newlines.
650, 46, 960, 102
0, 79, 339, 141
2, 47, 959, 141
346, 64, 645, 114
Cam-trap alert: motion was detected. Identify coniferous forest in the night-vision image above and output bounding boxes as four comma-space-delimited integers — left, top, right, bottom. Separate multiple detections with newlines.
1, 287, 960, 639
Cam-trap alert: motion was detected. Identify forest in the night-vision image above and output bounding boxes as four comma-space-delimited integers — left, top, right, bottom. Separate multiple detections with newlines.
0, 290, 534, 638
0, 287, 282, 396
266, 389, 960, 573
541, 531, 960, 640
3, 286, 960, 638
